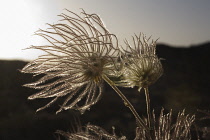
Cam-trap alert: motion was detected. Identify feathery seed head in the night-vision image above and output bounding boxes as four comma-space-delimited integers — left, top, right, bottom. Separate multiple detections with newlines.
134, 109, 195, 140
57, 124, 127, 140
21, 9, 120, 114
118, 33, 163, 91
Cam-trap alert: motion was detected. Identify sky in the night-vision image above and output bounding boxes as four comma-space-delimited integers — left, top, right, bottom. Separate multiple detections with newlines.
0, 0, 210, 60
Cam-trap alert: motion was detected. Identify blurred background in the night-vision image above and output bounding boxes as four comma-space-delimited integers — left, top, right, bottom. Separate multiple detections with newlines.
0, 0, 210, 139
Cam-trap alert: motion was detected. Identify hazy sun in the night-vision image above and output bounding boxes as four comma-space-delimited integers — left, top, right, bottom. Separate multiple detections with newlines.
0, 0, 45, 60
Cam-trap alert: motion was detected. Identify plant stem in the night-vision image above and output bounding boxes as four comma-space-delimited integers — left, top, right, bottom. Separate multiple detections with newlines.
144, 87, 151, 128
102, 75, 149, 131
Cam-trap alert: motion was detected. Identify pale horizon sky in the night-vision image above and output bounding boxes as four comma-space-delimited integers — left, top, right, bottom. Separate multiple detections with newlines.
0, 0, 210, 60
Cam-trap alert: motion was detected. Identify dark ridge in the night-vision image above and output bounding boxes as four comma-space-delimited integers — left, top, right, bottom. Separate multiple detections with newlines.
0, 43, 210, 139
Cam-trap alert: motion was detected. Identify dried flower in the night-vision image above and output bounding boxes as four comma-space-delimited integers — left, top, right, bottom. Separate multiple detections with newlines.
56, 124, 127, 140
21, 9, 120, 114
117, 33, 163, 91
134, 109, 195, 140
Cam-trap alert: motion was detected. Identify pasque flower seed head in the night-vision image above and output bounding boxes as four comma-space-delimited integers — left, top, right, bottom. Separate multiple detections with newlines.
118, 33, 163, 91
21, 9, 120, 114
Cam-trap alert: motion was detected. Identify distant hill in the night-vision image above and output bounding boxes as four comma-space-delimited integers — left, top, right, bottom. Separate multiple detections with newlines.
0, 43, 210, 139
156, 42, 210, 112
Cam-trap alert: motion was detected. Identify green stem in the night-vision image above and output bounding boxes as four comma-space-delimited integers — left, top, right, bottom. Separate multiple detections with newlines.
102, 75, 149, 131
144, 87, 151, 128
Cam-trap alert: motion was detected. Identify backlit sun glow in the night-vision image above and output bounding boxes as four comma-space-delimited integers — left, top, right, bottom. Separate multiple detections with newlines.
0, 0, 45, 60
